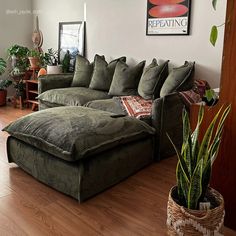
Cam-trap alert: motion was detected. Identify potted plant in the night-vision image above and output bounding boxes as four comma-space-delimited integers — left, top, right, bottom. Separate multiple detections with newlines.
0, 58, 12, 106
43, 48, 62, 74
27, 49, 42, 69
202, 89, 219, 106
167, 105, 231, 235
7, 44, 29, 75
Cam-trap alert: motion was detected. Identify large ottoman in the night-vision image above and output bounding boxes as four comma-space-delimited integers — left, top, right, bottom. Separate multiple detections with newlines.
3, 106, 155, 202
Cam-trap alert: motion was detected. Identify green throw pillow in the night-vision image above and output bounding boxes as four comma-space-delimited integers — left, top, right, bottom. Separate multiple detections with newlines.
138, 59, 169, 100
160, 61, 195, 97
89, 55, 126, 91
108, 60, 146, 96
71, 55, 105, 87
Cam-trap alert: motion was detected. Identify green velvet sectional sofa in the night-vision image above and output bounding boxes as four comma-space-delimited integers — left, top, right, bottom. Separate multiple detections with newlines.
3, 55, 195, 202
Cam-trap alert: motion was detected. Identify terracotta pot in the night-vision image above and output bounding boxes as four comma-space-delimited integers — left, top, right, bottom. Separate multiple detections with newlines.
28, 57, 40, 69
0, 90, 7, 106
167, 186, 225, 236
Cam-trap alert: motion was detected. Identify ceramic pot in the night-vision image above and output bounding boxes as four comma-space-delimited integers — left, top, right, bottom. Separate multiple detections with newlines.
47, 65, 62, 74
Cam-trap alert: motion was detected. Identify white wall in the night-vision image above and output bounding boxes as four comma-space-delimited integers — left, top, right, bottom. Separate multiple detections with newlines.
0, 0, 33, 95
32, 0, 84, 51
0, 0, 33, 60
32, 0, 226, 88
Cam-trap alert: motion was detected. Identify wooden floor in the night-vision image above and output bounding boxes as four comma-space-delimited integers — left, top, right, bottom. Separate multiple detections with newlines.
0, 105, 235, 236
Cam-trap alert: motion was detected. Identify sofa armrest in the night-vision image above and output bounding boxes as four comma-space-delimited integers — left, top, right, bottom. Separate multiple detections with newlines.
38, 74, 74, 94
151, 92, 186, 161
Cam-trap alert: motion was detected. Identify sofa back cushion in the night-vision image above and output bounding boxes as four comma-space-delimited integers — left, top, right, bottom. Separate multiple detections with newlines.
89, 55, 126, 91
160, 61, 195, 97
138, 59, 169, 100
108, 61, 146, 96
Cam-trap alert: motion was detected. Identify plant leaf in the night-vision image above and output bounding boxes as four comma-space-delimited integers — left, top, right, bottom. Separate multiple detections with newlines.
212, 0, 217, 10
200, 158, 212, 201
177, 161, 189, 207
197, 107, 222, 165
208, 105, 231, 163
167, 133, 190, 181
176, 161, 186, 206
191, 105, 204, 168
187, 159, 203, 209
210, 26, 218, 46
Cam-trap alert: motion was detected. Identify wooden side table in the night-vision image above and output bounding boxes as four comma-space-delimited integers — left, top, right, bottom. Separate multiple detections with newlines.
26, 80, 39, 111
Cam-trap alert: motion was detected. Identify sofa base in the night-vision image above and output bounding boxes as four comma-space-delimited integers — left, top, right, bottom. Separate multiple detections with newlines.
7, 136, 154, 202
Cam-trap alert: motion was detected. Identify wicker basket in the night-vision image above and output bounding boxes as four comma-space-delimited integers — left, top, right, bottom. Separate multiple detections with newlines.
167, 186, 225, 236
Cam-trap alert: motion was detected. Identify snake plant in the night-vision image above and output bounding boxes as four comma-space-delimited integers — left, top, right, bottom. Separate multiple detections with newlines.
168, 105, 231, 210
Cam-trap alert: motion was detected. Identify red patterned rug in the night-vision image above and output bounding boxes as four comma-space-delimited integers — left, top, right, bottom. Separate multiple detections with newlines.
120, 96, 152, 119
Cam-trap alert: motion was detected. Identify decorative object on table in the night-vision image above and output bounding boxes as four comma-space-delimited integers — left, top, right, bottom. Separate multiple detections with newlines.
202, 88, 219, 106
37, 68, 47, 77
146, 0, 191, 35
62, 50, 71, 73
27, 49, 42, 69
166, 105, 231, 235
43, 48, 62, 74
0, 58, 12, 106
7, 44, 29, 76
32, 16, 43, 50
58, 21, 85, 72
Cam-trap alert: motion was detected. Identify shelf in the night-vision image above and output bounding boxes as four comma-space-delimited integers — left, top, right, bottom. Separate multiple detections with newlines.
27, 100, 39, 105
27, 80, 38, 84
28, 90, 38, 95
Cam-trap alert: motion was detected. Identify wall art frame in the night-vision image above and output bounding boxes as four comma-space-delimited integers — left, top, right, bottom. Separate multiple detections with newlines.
58, 21, 85, 72
146, 0, 191, 36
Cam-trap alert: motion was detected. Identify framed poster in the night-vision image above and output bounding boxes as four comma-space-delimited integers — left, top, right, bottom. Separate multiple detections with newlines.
146, 0, 191, 35
58, 21, 85, 72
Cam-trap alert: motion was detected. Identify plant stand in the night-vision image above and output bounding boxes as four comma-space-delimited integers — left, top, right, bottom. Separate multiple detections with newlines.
167, 186, 225, 236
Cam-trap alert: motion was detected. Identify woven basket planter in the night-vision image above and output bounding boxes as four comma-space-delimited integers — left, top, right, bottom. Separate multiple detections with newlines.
167, 186, 225, 236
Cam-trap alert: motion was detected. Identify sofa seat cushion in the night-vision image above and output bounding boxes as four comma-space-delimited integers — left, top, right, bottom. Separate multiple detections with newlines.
85, 98, 127, 115
38, 87, 111, 106
86, 97, 152, 125
3, 106, 155, 162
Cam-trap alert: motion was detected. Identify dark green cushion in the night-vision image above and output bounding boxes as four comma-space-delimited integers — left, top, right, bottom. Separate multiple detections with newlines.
138, 59, 169, 99
71, 55, 105, 87
89, 55, 126, 91
71, 55, 93, 87
3, 106, 155, 162
160, 61, 195, 97
108, 61, 146, 96
38, 87, 110, 106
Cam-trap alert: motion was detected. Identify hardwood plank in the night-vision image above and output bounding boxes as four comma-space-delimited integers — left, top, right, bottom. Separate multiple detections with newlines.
0, 105, 235, 235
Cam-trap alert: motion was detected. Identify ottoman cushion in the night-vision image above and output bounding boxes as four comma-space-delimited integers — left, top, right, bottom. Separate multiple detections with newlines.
3, 106, 155, 162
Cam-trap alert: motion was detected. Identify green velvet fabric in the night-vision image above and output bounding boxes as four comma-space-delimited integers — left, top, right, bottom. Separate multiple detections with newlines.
151, 92, 185, 160
138, 59, 169, 100
85, 98, 152, 125
160, 61, 195, 97
7, 136, 154, 202
85, 98, 126, 115
38, 87, 110, 106
3, 106, 155, 162
89, 55, 126, 91
38, 74, 73, 94
108, 61, 146, 96
71, 55, 96, 87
